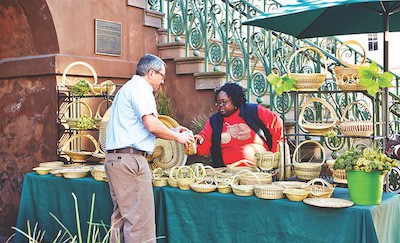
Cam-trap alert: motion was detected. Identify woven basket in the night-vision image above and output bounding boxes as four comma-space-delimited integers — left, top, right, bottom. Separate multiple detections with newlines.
61, 61, 98, 94
62, 168, 90, 179
62, 101, 93, 129
61, 133, 100, 163
90, 165, 107, 181
301, 178, 334, 198
333, 40, 367, 91
299, 97, 339, 135
254, 185, 285, 200
272, 181, 307, 189
239, 171, 272, 185
152, 167, 169, 186
190, 179, 217, 193
98, 107, 111, 153
89, 80, 116, 95
167, 166, 179, 188
293, 140, 326, 180
229, 173, 254, 196
94, 100, 112, 129
287, 46, 327, 91
326, 160, 347, 184
190, 163, 207, 181
283, 188, 310, 202
339, 101, 373, 137
254, 151, 281, 171
216, 181, 232, 194
184, 130, 197, 155
177, 166, 196, 190
226, 160, 259, 174
39, 161, 64, 168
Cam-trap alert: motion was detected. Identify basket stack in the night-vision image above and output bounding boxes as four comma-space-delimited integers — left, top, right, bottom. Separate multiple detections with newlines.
339, 101, 373, 137
293, 140, 325, 180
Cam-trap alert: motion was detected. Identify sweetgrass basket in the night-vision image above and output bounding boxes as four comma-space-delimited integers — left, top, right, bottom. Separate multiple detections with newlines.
338, 101, 373, 137
62, 101, 93, 129
94, 100, 112, 129
293, 140, 326, 180
190, 178, 217, 193
190, 163, 207, 181
271, 181, 307, 189
254, 185, 285, 200
167, 166, 179, 188
333, 40, 367, 91
254, 151, 281, 171
177, 166, 196, 190
301, 178, 334, 198
226, 160, 259, 174
216, 181, 232, 194
239, 171, 272, 185
229, 173, 254, 196
299, 97, 339, 136
61, 61, 98, 94
90, 165, 107, 181
152, 167, 168, 187
326, 160, 347, 184
283, 188, 310, 202
89, 80, 116, 95
61, 133, 100, 163
287, 46, 327, 91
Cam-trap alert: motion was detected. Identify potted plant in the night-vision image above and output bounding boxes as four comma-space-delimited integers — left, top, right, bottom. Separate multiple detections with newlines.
358, 62, 394, 96
266, 72, 296, 95
333, 146, 398, 205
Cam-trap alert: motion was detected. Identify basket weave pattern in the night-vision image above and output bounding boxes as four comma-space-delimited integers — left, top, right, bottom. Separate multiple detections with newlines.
254, 185, 285, 200
338, 102, 373, 137
293, 140, 325, 180
301, 178, 334, 198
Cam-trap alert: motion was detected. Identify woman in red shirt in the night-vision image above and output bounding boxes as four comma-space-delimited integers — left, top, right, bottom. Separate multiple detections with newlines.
195, 83, 283, 168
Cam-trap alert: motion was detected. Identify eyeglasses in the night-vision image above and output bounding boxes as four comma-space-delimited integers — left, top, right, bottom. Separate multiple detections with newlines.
154, 70, 166, 80
214, 99, 231, 107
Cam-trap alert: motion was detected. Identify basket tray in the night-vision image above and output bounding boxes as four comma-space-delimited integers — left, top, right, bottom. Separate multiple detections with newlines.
303, 198, 354, 208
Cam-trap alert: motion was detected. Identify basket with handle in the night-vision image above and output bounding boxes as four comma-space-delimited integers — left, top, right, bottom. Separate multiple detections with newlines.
190, 178, 217, 193
254, 151, 281, 171
152, 167, 168, 187
62, 101, 93, 129
293, 140, 326, 180
287, 46, 327, 91
167, 166, 179, 188
176, 166, 196, 190
299, 97, 339, 135
229, 171, 255, 196
190, 163, 207, 181
333, 40, 367, 91
301, 178, 334, 198
226, 160, 259, 174
61, 133, 100, 163
94, 100, 112, 129
339, 101, 373, 137
89, 80, 116, 96
326, 159, 347, 184
61, 61, 98, 95
239, 170, 272, 185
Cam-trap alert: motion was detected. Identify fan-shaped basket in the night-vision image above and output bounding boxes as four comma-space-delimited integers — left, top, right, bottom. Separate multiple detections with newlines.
293, 140, 326, 180
62, 101, 93, 129
287, 46, 327, 91
254, 185, 285, 200
339, 101, 373, 137
301, 178, 334, 198
333, 40, 367, 91
94, 100, 112, 129
61, 61, 98, 94
299, 97, 339, 135
254, 151, 281, 171
61, 133, 100, 163
89, 80, 116, 95
226, 160, 259, 174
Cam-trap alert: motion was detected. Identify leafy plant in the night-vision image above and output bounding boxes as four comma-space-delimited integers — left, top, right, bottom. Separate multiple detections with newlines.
266, 73, 296, 95
71, 79, 90, 96
333, 146, 398, 173
191, 113, 210, 135
77, 115, 94, 130
156, 85, 175, 118
358, 62, 394, 96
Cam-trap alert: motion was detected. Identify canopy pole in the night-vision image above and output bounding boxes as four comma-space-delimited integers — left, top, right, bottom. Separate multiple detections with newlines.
382, 5, 389, 148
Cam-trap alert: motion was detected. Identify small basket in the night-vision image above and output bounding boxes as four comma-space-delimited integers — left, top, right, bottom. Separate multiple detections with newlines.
301, 178, 334, 198
61, 61, 98, 94
62, 168, 90, 179
339, 101, 373, 137
239, 171, 272, 185
94, 100, 112, 129
190, 163, 207, 181
167, 166, 179, 188
299, 97, 338, 135
61, 133, 100, 163
293, 140, 326, 180
254, 185, 285, 200
152, 168, 168, 187
254, 151, 281, 171
333, 40, 367, 91
177, 166, 196, 190
90, 165, 107, 181
39, 161, 64, 168
33, 167, 52, 175
89, 80, 116, 95
62, 101, 93, 129
287, 46, 327, 91
226, 160, 259, 174
190, 179, 217, 193
229, 173, 254, 196
216, 181, 232, 194
326, 160, 347, 184
283, 188, 310, 202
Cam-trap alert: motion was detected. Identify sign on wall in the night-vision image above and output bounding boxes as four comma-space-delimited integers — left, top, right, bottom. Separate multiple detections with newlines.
95, 19, 122, 56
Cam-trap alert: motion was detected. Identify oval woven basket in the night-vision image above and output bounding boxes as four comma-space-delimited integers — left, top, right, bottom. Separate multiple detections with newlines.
283, 188, 310, 202
254, 185, 285, 200
94, 100, 112, 129
333, 40, 367, 91
190, 178, 217, 193
226, 160, 259, 174
239, 171, 272, 185
216, 181, 232, 194
301, 178, 334, 198
89, 80, 116, 95
299, 97, 339, 136
61, 133, 100, 163
61, 61, 98, 94
338, 101, 373, 137
62, 101, 93, 129
229, 173, 254, 196
326, 160, 348, 184
177, 166, 196, 190
293, 140, 326, 180
287, 46, 327, 91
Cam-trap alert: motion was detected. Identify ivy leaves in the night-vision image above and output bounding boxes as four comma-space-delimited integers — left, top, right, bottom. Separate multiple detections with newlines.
266, 73, 297, 95
358, 62, 394, 96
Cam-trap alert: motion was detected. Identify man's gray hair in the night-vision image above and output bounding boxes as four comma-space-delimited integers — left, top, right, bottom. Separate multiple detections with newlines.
136, 54, 167, 76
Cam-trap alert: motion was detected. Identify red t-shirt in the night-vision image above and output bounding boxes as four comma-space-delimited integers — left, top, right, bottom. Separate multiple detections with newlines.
197, 105, 283, 165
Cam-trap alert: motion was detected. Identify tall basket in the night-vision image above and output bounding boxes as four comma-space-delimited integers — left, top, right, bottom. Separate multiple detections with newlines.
287, 46, 327, 91
338, 101, 373, 137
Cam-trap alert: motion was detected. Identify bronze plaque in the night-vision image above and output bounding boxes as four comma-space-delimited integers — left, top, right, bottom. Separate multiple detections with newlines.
95, 19, 122, 56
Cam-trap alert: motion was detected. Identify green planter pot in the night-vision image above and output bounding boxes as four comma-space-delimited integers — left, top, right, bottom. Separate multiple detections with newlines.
346, 170, 385, 205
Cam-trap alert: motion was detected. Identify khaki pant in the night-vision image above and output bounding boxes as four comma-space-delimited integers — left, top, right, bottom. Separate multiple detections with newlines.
105, 153, 156, 243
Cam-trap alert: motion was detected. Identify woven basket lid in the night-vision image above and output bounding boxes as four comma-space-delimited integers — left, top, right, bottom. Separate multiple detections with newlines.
150, 115, 187, 170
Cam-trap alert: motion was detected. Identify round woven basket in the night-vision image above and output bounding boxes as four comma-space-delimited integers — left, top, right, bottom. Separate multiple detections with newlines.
293, 140, 326, 180
301, 178, 334, 198
167, 166, 179, 188
152, 167, 168, 187
39, 161, 64, 168
326, 160, 348, 184
239, 171, 272, 185
339, 101, 373, 137
226, 160, 259, 174
287, 46, 327, 91
62, 101, 93, 129
299, 97, 338, 136
333, 40, 367, 91
61, 61, 98, 94
254, 185, 285, 200
190, 163, 207, 181
94, 100, 112, 129
216, 181, 232, 194
283, 188, 310, 201
62, 168, 90, 179
61, 133, 100, 163
229, 173, 254, 196
254, 151, 281, 171
190, 179, 217, 193
177, 166, 196, 190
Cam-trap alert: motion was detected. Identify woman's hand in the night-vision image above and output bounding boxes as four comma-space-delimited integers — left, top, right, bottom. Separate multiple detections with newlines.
194, 134, 204, 144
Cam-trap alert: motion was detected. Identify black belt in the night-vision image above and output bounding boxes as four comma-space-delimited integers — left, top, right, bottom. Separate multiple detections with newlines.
108, 147, 147, 156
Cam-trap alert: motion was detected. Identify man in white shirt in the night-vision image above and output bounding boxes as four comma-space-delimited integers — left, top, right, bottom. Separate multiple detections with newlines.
105, 54, 194, 243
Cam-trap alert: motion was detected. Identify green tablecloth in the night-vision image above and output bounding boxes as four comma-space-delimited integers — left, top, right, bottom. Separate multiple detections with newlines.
16, 173, 400, 243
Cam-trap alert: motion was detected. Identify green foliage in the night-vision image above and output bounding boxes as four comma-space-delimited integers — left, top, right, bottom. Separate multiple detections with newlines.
77, 115, 94, 130
333, 146, 398, 173
156, 86, 175, 118
72, 80, 90, 96
266, 73, 297, 95
358, 62, 394, 96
